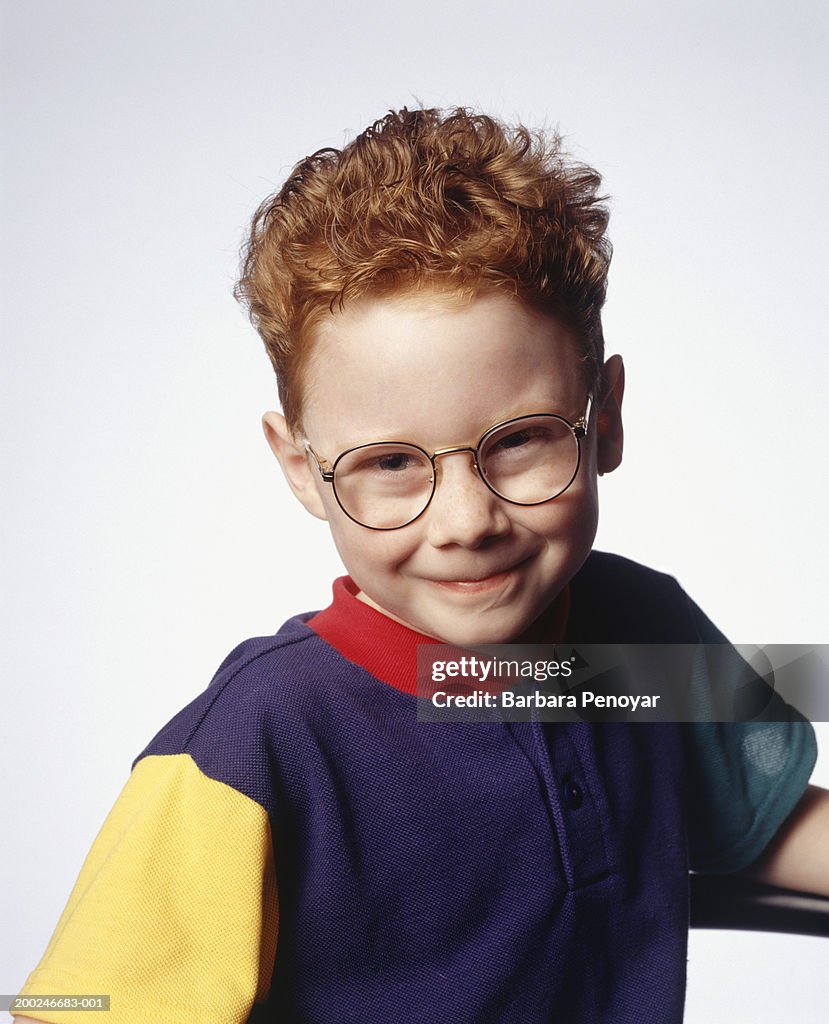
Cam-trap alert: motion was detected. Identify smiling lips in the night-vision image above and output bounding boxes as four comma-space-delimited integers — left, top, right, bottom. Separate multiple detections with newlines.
428, 561, 529, 592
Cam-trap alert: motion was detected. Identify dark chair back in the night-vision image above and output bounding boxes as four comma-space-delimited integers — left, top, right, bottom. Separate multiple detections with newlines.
690, 876, 829, 938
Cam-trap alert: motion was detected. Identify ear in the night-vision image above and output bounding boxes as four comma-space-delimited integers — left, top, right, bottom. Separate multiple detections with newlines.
262, 411, 329, 521
596, 354, 625, 476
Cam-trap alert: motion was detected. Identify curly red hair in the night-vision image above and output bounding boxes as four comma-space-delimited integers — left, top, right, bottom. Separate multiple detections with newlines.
235, 107, 612, 430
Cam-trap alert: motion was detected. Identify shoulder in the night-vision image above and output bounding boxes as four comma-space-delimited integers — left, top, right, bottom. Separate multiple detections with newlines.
574, 549, 681, 592
131, 614, 357, 810
567, 550, 704, 642
136, 616, 320, 752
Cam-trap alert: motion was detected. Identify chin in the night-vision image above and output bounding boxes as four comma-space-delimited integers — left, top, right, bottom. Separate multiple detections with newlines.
425, 613, 530, 647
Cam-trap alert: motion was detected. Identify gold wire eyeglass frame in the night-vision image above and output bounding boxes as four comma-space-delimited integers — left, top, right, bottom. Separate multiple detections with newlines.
303, 395, 593, 531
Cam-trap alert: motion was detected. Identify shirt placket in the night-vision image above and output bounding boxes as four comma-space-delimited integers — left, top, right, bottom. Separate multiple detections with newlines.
528, 717, 615, 889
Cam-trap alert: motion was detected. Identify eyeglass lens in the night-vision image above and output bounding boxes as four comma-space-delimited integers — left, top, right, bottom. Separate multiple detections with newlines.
332, 415, 580, 529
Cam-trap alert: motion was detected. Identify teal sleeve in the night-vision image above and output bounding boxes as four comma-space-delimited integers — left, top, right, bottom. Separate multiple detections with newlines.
682, 599, 818, 874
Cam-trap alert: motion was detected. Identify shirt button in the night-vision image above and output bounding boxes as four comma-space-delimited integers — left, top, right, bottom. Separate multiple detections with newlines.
563, 778, 583, 810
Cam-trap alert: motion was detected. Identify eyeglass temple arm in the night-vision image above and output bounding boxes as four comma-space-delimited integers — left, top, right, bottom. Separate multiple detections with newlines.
303, 441, 334, 482
574, 395, 592, 439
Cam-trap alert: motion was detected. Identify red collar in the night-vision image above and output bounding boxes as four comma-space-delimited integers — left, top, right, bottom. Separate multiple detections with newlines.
307, 577, 569, 696
308, 578, 440, 695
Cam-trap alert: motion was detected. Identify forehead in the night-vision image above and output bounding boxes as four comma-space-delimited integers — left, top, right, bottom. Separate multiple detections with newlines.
302, 289, 583, 448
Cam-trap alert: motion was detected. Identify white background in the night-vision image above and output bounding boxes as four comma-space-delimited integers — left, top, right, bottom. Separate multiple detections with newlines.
2, 1, 827, 1020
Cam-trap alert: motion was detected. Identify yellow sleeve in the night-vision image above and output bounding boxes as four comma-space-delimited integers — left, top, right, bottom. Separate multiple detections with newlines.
13, 754, 279, 1024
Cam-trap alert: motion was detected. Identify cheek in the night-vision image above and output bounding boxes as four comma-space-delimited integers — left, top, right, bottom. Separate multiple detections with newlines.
326, 510, 420, 576
524, 476, 599, 544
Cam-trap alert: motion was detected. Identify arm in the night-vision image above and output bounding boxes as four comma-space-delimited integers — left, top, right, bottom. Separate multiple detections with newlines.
742, 783, 829, 896
11, 754, 278, 1024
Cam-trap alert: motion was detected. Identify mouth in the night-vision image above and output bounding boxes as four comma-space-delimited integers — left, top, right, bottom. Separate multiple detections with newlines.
428, 559, 530, 593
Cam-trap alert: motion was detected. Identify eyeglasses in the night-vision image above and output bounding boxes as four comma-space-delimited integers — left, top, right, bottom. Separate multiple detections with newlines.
304, 396, 592, 530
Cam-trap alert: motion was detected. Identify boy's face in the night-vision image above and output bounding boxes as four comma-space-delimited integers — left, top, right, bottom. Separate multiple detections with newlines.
265, 290, 624, 645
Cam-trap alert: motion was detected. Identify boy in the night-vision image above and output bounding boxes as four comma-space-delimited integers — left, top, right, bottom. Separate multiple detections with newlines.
12, 107, 828, 1023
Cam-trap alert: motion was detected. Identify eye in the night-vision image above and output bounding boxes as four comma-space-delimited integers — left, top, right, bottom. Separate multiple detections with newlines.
376, 452, 416, 472
491, 428, 533, 451
342, 445, 429, 480
488, 425, 552, 454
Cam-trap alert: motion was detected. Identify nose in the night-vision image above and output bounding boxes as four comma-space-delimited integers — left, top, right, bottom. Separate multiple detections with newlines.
425, 450, 512, 548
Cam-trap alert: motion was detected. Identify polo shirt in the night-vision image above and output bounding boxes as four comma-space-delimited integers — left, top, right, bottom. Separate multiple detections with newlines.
14, 552, 816, 1023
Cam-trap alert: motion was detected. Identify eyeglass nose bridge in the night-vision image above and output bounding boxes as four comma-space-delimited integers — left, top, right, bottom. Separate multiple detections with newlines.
432, 443, 479, 460
429, 444, 482, 478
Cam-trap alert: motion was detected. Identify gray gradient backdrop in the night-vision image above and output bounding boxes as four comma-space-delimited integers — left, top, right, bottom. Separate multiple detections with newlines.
3, 1, 827, 1020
